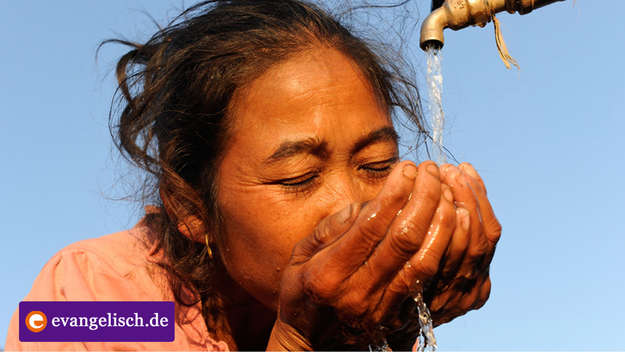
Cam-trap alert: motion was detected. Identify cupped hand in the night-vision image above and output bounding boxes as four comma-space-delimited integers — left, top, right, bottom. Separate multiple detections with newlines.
268, 160, 460, 350
425, 163, 501, 326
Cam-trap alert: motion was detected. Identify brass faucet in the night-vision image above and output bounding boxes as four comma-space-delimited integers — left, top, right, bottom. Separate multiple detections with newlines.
420, 0, 565, 50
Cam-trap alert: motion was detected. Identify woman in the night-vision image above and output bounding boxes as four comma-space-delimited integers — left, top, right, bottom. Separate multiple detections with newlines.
6, 0, 500, 350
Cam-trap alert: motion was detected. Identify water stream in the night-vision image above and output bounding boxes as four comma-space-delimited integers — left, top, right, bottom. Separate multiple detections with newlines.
412, 46, 446, 352
371, 46, 444, 352
426, 47, 446, 164
414, 290, 437, 351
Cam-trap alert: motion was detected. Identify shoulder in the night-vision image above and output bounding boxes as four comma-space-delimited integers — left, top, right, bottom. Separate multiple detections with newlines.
24, 223, 165, 301
5, 219, 229, 351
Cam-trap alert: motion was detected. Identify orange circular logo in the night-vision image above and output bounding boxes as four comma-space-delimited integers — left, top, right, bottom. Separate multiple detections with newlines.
25, 311, 47, 333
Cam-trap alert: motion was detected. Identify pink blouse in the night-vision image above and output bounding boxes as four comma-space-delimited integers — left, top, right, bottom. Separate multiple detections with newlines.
5, 216, 229, 351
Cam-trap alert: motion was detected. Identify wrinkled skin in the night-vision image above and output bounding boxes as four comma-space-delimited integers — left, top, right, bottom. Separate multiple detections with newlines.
211, 47, 501, 350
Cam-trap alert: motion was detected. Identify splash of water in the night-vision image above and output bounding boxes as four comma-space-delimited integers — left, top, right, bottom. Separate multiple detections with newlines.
426, 47, 446, 164
414, 290, 437, 351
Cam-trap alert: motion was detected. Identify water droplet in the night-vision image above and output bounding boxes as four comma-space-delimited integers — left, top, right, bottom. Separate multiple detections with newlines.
414, 290, 437, 351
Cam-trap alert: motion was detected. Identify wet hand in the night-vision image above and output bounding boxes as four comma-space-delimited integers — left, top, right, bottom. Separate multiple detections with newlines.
426, 163, 502, 326
269, 161, 457, 350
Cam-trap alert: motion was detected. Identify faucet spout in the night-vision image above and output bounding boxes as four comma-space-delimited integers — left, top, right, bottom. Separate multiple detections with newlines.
420, 6, 447, 50
419, 0, 565, 51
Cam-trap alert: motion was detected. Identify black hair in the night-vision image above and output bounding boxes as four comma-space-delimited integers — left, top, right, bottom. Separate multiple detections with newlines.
104, 0, 426, 348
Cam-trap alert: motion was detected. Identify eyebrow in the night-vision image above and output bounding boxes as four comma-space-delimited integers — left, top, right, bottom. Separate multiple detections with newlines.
350, 126, 399, 156
264, 126, 399, 165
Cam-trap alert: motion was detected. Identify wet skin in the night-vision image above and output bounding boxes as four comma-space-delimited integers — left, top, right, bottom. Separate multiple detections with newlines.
206, 47, 501, 349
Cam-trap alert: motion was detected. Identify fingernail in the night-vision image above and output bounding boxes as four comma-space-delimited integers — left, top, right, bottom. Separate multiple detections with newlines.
443, 188, 453, 202
449, 166, 458, 181
440, 164, 451, 174
338, 204, 355, 223
457, 208, 470, 230
427, 164, 439, 177
402, 164, 418, 180
461, 163, 478, 178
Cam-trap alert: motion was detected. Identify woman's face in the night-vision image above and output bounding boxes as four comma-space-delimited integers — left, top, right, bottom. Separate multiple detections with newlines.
215, 47, 399, 309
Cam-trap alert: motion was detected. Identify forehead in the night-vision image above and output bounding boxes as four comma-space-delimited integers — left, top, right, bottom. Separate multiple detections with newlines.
226, 47, 391, 153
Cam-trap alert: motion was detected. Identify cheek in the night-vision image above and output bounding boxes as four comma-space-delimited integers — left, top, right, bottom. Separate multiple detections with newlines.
216, 187, 321, 308
214, 168, 390, 308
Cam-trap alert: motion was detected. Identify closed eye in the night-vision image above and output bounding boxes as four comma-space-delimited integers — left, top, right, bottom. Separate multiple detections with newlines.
359, 157, 398, 179
269, 170, 323, 196
278, 173, 319, 187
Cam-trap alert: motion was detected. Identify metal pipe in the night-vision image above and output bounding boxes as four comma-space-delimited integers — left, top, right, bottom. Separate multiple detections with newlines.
420, 0, 565, 50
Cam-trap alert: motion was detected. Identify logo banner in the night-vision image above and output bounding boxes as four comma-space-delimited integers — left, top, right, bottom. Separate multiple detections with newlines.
19, 301, 175, 342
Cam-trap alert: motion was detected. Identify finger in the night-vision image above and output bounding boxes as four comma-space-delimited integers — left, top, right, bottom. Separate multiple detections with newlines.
388, 181, 456, 296
475, 276, 491, 310
457, 164, 501, 273
370, 182, 455, 323
332, 161, 441, 325
429, 273, 485, 326
431, 274, 486, 326
459, 275, 488, 311
430, 274, 475, 314
363, 161, 442, 279
429, 285, 454, 313
290, 202, 360, 263
326, 160, 418, 273
441, 165, 488, 273
458, 163, 502, 245
296, 162, 416, 312
440, 207, 470, 278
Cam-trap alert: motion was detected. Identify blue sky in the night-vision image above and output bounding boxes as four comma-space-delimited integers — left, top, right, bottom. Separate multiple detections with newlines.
2, 1, 624, 350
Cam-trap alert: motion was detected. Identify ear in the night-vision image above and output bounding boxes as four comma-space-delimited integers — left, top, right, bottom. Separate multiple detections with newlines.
176, 215, 207, 243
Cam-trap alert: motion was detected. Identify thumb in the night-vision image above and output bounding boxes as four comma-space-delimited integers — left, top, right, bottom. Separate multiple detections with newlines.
290, 203, 360, 263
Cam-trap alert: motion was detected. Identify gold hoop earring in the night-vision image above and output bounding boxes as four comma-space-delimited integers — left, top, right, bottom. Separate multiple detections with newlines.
205, 233, 213, 259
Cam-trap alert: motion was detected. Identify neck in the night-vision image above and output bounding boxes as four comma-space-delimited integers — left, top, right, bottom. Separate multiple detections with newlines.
208, 261, 276, 350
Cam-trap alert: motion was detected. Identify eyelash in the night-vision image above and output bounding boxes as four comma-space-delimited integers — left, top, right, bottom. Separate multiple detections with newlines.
358, 157, 398, 179
277, 157, 398, 194
280, 173, 320, 187
277, 172, 321, 196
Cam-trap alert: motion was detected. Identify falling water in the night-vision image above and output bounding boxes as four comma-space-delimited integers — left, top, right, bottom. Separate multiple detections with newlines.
411, 45, 446, 352
426, 47, 446, 164
414, 290, 437, 351
371, 46, 443, 352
